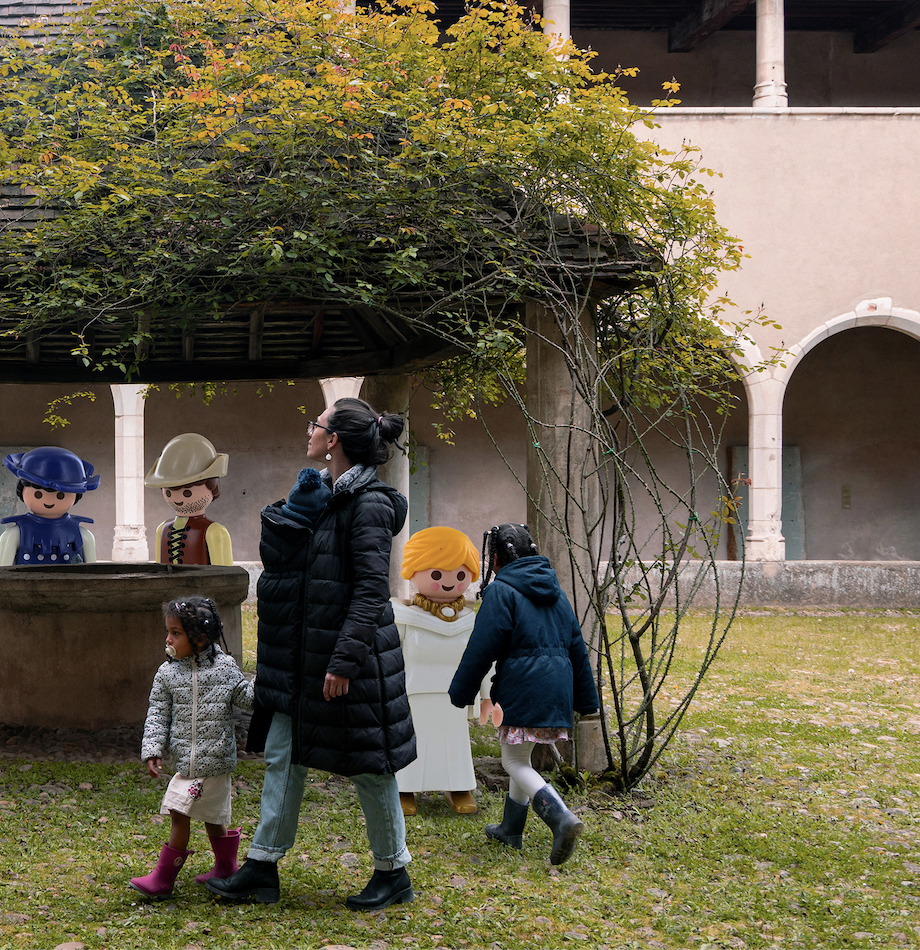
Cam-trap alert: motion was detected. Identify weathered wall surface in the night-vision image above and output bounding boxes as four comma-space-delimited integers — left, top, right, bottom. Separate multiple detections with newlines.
641, 560, 920, 608
785, 327, 920, 561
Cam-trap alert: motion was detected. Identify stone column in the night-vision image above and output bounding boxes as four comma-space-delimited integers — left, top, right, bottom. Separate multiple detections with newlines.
524, 299, 599, 624
110, 384, 148, 561
361, 375, 412, 600
542, 0, 570, 46
319, 376, 364, 406
752, 0, 788, 108
525, 299, 603, 770
745, 373, 786, 560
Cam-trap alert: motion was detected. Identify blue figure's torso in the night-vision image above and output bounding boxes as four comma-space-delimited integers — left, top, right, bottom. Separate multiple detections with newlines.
0, 512, 94, 565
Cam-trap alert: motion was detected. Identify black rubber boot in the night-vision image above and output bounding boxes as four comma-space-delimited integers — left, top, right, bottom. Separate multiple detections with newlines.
345, 867, 414, 911
205, 858, 281, 904
485, 795, 529, 850
531, 784, 583, 866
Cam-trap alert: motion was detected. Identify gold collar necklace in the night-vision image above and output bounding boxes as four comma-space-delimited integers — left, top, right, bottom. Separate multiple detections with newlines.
410, 592, 467, 622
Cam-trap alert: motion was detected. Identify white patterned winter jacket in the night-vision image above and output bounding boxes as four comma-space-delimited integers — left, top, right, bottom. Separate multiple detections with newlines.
141, 647, 255, 778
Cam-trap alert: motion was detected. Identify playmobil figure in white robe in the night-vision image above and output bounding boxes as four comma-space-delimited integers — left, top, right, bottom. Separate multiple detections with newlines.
394, 526, 481, 816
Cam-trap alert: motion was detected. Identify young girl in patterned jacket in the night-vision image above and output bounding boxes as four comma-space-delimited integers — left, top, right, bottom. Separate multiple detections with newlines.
130, 596, 255, 898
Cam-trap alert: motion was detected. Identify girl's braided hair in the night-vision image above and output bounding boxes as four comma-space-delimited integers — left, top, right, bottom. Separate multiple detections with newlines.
162, 595, 227, 666
477, 523, 539, 599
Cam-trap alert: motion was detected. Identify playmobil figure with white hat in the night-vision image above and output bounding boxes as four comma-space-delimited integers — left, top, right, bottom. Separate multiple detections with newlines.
0, 446, 100, 566
145, 433, 232, 566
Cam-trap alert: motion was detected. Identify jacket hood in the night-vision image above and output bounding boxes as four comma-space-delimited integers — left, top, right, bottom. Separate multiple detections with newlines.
493, 555, 561, 606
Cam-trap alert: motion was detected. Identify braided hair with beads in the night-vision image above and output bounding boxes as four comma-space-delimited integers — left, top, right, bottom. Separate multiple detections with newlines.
162, 595, 228, 666
477, 523, 540, 599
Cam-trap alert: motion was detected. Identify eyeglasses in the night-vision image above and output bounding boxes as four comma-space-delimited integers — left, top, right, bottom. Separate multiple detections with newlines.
307, 420, 333, 436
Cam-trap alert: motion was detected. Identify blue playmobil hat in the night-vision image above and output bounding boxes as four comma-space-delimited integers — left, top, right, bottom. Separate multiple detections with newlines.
3, 446, 100, 493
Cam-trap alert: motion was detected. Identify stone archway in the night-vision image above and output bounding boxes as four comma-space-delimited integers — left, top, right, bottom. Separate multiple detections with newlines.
783, 300, 920, 561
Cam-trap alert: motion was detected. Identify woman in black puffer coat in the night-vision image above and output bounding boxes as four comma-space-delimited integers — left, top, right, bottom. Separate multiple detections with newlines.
207, 398, 417, 912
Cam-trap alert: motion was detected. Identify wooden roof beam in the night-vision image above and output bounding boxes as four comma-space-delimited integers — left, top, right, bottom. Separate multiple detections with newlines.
669, 0, 751, 53
854, 0, 920, 53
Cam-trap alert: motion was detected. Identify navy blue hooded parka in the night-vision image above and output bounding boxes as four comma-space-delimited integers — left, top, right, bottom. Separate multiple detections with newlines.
448, 555, 599, 727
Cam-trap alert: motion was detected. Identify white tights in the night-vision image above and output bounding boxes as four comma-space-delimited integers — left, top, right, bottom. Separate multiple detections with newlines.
501, 740, 547, 805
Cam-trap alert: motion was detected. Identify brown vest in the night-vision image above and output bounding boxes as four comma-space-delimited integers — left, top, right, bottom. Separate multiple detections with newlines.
159, 515, 214, 565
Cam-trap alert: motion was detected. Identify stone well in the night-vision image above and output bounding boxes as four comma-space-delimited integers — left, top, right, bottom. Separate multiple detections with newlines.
0, 563, 250, 729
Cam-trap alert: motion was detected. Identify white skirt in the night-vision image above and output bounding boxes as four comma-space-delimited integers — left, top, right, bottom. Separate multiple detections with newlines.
160, 772, 232, 825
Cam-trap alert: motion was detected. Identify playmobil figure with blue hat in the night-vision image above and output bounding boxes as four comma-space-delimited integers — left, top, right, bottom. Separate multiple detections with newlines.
145, 433, 232, 566
0, 446, 100, 566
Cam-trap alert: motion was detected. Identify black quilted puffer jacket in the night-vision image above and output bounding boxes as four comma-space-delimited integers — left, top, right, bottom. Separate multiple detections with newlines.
248, 465, 416, 777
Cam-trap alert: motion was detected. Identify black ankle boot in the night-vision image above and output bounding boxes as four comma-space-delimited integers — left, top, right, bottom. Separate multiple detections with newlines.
205, 858, 281, 903
532, 784, 583, 866
485, 794, 529, 850
345, 867, 414, 911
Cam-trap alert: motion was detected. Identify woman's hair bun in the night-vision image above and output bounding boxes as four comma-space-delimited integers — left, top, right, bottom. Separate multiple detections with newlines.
378, 412, 404, 445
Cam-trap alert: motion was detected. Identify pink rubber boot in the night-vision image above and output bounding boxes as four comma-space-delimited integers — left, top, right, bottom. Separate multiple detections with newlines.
195, 828, 241, 884
130, 844, 193, 898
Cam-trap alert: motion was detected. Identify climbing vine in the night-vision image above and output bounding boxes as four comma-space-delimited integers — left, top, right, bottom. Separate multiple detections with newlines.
0, 0, 773, 789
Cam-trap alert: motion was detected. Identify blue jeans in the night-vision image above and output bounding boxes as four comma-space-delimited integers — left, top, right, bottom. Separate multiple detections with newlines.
247, 712, 411, 871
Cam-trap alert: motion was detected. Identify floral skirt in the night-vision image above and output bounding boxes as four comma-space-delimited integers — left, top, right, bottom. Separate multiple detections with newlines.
498, 726, 569, 746
160, 772, 232, 824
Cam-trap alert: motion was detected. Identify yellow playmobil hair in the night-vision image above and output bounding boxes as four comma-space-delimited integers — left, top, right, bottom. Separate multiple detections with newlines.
400, 526, 481, 581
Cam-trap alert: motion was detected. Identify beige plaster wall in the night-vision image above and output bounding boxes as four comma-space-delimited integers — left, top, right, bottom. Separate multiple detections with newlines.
645, 111, 920, 357
405, 389, 528, 543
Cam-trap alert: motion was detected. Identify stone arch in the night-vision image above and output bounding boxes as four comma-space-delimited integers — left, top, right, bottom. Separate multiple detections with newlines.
780, 298, 920, 561
776, 298, 920, 390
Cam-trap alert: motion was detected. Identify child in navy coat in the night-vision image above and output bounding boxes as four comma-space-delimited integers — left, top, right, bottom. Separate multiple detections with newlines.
448, 524, 599, 865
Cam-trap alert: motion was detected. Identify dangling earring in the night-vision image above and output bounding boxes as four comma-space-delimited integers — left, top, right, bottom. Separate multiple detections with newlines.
325, 452, 332, 461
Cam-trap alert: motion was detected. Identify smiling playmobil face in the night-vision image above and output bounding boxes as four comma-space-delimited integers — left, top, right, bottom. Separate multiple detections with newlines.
410, 567, 472, 603
162, 482, 213, 517
22, 487, 77, 519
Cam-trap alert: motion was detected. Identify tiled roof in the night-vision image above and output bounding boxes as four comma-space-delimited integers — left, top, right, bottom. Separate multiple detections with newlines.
0, 0, 656, 384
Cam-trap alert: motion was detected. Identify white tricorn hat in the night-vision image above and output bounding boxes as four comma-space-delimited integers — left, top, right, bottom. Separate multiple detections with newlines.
144, 433, 229, 488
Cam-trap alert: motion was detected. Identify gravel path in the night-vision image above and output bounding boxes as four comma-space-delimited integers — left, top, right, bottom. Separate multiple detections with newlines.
0, 712, 260, 764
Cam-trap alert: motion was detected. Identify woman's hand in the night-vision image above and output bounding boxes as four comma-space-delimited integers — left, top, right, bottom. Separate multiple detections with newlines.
323, 673, 350, 701
146, 757, 161, 779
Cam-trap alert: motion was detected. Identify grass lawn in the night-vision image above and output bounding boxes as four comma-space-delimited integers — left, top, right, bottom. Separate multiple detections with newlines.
2, 608, 920, 949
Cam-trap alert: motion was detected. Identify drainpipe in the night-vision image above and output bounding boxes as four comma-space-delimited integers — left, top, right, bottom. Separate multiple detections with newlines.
752, 0, 788, 108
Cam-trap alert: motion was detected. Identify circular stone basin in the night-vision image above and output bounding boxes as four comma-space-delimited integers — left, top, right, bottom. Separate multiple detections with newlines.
0, 563, 250, 730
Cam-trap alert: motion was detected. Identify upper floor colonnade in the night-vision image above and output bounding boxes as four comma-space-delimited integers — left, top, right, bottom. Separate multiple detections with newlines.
529, 0, 791, 109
